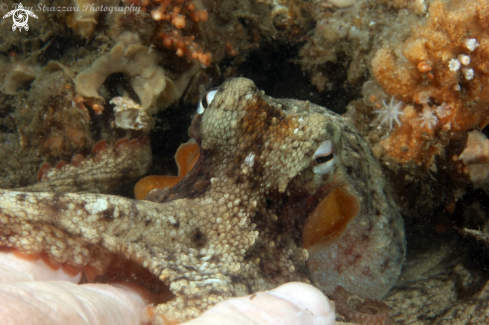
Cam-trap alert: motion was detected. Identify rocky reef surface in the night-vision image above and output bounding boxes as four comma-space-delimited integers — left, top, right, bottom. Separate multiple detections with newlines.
1, 0, 489, 323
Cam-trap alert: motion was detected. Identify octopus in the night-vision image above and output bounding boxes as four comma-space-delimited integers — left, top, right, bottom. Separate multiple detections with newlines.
0, 78, 406, 322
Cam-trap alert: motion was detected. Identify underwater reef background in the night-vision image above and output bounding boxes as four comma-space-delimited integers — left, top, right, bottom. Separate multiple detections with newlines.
1, 0, 489, 323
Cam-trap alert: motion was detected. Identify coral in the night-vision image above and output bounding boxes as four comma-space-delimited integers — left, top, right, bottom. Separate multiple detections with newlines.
448, 58, 461, 72
435, 103, 451, 118
374, 97, 404, 130
300, 0, 422, 91
332, 286, 391, 325
418, 105, 438, 130
374, 105, 444, 166
159, 29, 211, 66
343, 0, 489, 221
125, 0, 212, 66
370, 0, 489, 166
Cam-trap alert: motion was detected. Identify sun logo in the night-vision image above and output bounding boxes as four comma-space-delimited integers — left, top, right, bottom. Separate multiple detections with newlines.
2, 3, 38, 31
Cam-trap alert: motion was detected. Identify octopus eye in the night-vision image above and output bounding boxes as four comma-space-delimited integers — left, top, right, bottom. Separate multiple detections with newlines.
197, 88, 219, 114
315, 153, 333, 164
312, 140, 335, 175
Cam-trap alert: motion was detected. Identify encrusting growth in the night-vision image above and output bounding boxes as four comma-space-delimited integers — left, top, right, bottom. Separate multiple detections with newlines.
125, 0, 212, 66
370, 0, 489, 166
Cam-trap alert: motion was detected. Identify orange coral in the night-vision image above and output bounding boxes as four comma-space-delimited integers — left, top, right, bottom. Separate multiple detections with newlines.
159, 30, 211, 66
125, 0, 211, 66
380, 106, 442, 165
372, 0, 489, 166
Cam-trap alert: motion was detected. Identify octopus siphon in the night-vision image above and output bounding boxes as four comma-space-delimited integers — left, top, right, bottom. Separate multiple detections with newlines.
0, 78, 406, 322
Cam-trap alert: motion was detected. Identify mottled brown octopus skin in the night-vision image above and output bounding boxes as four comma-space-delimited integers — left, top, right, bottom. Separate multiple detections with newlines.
20, 138, 152, 194
0, 78, 405, 321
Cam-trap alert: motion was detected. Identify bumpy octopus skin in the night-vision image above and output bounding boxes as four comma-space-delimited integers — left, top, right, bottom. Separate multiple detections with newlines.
0, 78, 405, 322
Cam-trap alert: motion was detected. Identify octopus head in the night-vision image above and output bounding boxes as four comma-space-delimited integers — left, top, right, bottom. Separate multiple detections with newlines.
170, 78, 406, 299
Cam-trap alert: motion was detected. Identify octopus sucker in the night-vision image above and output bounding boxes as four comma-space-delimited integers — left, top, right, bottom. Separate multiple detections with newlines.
0, 78, 405, 321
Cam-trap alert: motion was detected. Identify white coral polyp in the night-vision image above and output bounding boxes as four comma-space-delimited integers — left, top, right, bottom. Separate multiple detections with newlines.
374, 97, 404, 130
458, 54, 471, 66
418, 106, 438, 130
462, 68, 474, 80
435, 103, 451, 118
464, 38, 479, 52
448, 58, 461, 72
